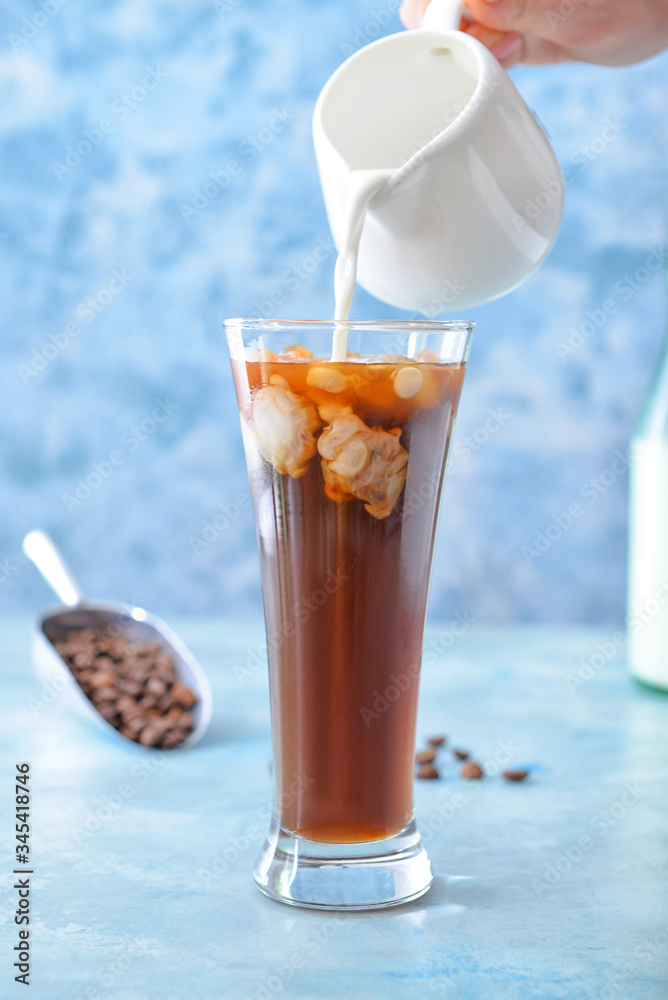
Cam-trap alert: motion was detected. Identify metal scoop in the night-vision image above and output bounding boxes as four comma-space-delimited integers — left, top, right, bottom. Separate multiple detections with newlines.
23, 530, 212, 749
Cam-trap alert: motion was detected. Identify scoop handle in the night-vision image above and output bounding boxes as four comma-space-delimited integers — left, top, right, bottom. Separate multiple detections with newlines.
421, 0, 461, 31
23, 530, 85, 607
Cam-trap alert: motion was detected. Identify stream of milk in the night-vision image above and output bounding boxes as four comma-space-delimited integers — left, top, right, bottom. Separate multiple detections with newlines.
331, 168, 393, 362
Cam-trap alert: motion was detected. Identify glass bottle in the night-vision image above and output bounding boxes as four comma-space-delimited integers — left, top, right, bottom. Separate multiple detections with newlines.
627, 274, 668, 691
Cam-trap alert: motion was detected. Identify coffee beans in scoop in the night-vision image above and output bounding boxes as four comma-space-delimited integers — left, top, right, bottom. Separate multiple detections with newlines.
53, 627, 197, 749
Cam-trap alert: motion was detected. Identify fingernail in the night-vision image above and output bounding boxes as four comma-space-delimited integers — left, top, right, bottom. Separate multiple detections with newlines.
400, 0, 426, 29
490, 31, 523, 63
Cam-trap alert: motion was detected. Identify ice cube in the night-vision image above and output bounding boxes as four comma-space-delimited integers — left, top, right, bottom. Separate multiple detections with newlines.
306, 365, 349, 394
318, 412, 408, 519
279, 344, 314, 361
252, 384, 321, 478
393, 366, 424, 399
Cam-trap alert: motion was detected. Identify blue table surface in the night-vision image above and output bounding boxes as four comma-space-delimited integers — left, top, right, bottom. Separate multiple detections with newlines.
1, 617, 667, 1000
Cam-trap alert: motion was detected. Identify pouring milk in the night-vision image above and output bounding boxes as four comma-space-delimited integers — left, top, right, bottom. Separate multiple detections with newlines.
314, 0, 564, 356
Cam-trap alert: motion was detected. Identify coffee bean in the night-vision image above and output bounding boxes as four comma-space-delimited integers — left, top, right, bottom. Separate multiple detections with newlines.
125, 661, 148, 682
117, 696, 142, 720
452, 749, 469, 760
416, 749, 436, 764
145, 676, 167, 697
116, 678, 143, 697
417, 764, 439, 779
154, 715, 176, 733
91, 686, 117, 702
177, 712, 193, 730
460, 761, 483, 780
427, 736, 446, 746
124, 716, 146, 737
138, 694, 159, 711
162, 728, 189, 748
73, 652, 93, 668
89, 671, 117, 690
97, 703, 120, 721
156, 692, 175, 712
138, 725, 163, 747
502, 770, 529, 782
171, 683, 196, 709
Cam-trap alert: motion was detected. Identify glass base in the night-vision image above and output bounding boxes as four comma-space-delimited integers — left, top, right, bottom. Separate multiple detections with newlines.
253, 815, 433, 910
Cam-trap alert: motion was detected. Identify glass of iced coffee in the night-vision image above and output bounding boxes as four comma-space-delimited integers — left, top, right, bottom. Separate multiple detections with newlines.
225, 320, 472, 909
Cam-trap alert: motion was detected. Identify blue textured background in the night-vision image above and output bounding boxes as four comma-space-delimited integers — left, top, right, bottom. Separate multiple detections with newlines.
1, 0, 667, 624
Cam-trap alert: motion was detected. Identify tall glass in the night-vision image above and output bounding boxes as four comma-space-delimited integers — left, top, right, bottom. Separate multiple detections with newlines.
225, 320, 473, 909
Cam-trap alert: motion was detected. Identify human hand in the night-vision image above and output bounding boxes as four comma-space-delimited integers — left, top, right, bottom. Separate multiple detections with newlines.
400, 0, 668, 69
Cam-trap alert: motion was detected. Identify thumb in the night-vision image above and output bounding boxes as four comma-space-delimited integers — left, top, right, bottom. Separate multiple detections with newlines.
465, 0, 555, 36
399, 0, 431, 29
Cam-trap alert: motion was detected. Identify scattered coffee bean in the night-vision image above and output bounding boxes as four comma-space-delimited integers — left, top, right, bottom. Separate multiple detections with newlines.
53, 625, 197, 749
417, 764, 440, 779
417, 736, 536, 788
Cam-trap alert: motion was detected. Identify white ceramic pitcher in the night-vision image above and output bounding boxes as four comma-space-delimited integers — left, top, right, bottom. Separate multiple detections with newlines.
313, 0, 564, 314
